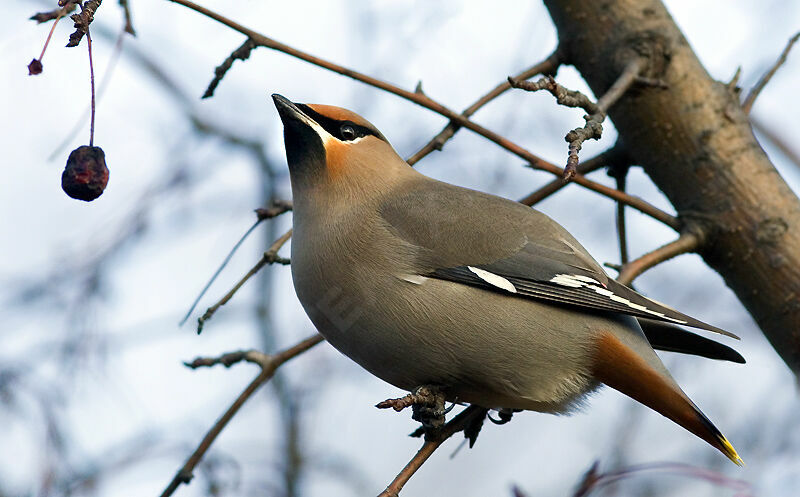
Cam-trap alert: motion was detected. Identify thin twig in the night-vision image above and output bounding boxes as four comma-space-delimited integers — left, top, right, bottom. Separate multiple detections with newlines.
571, 461, 752, 497
518, 145, 628, 206
607, 162, 632, 265
67, 0, 103, 48
30, 2, 78, 23
615, 174, 629, 264
377, 406, 487, 497
196, 228, 292, 334
510, 59, 644, 179
406, 49, 562, 166
202, 38, 257, 99
163, 0, 677, 228
615, 232, 700, 286
119, 0, 136, 35
742, 31, 800, 114
159, 334, 324, 497
180, 201, 292, 326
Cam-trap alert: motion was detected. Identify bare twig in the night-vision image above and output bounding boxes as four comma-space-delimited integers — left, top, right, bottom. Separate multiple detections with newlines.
518, 144, 629, 206
118, 0, 136, 35
180, 202, 292, 326
615, 174, 629, 264
571, 461, 752, 497
742, 31, 800, 114
406, 49, 562, 166
163, 0, 677, 228
510, 58, 644, 179
196, 228, 292, 334
615, 232, 700, 286
66, 0, 103, 48
159, 334, 324, 497
202, 38, 257, 99
377, 406, 487, 497
184, 349, 269, 369
572, 461, 601, 497
30, 1, 78, 23
607, 163, 632, 265
255, 199, 293, 220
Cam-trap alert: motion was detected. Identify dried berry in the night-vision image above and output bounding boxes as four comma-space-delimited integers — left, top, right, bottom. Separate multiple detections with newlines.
28, 59, 43, 75
61, 145, 109, 201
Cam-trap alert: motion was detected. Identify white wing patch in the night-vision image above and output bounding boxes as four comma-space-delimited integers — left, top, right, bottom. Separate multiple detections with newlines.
468, 266, 517, 293
549, 274, 585, 288
549, 273, 687, 324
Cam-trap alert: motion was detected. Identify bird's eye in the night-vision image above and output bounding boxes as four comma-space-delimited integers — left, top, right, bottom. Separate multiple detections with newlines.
340, 124, 357, 141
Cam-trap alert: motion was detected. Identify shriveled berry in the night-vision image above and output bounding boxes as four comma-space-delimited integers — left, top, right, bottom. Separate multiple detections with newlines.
28, 59, 43, 75
62, 145, 109, 201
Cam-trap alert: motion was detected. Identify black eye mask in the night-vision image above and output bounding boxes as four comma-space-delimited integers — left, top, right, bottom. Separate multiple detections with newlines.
296, 104, 385, 142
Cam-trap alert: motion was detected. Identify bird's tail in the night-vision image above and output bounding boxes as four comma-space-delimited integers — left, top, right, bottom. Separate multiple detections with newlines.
593, 332, 743, 465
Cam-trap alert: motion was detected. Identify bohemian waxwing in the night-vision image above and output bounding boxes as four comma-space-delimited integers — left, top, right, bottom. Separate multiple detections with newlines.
271, 94, 744, 465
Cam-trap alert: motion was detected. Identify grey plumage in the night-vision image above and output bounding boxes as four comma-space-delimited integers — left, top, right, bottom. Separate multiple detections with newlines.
272, 94, 743, 464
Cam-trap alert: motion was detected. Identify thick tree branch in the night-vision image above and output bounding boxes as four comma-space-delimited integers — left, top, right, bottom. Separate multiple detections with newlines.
742, 31, 800, 114
166, 0, 677, 228
544, 0, 800, 372
159, 334, 324, 497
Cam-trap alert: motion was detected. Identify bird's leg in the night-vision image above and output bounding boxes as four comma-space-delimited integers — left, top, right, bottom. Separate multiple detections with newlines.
376, 385, 448, 438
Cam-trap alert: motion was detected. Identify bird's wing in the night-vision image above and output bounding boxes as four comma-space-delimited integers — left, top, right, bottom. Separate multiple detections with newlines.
380, 179, 738, 339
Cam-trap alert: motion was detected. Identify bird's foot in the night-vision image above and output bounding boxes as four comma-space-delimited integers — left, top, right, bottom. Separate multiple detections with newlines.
487, 408, 518, 425
376, 385, 448, 438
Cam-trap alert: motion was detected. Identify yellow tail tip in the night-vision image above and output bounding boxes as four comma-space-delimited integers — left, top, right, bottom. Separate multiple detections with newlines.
719, 436, 744, 466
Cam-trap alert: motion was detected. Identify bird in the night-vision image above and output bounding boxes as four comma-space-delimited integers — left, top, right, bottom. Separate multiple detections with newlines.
271, 93, 744, 465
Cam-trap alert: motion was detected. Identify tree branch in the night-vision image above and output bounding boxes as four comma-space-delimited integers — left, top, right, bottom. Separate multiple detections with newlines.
545, 0, 800, 373
181, 201, 292, 327
377, 406, 487, 497
518, 144, 629, 206
509, 58, 644, 179
159, 334, 324, 497
615, 232, 700, 286
196, 228, 292, 334
165, 0, 677, 229
406, 48, 562, 166
607, 162, 633, 265
742, 31, 800, 114
202, 38, 257, 99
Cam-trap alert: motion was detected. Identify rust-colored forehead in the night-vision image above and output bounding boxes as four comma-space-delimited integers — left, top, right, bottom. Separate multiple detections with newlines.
306, 104, 376, 129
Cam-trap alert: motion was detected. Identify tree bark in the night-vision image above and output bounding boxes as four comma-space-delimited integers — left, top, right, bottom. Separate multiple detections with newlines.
542, 0, 800, 374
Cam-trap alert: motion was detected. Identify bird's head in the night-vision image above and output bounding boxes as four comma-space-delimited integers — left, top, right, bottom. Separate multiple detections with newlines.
272, 94, 413, 195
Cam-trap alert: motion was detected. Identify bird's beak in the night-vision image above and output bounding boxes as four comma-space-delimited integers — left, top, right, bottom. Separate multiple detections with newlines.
272, 93, 315, 127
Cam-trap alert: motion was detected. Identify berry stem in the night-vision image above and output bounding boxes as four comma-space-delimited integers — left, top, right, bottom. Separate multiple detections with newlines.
37, 11, 64, 62
87, 29, 96, 147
